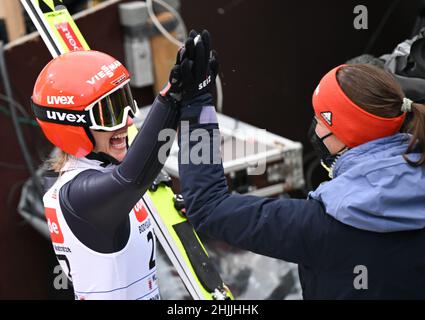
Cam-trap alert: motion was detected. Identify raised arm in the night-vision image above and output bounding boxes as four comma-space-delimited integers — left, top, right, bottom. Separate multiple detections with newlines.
60, 95, 179, 251
59, 30, 220, 252
174, 30, 327, 265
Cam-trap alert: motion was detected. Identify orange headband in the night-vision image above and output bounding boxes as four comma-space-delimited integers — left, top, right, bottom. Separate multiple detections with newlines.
312, 65, 406, 148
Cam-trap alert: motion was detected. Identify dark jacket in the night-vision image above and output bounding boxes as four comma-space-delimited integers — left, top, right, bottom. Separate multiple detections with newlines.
178, 94, 425, 299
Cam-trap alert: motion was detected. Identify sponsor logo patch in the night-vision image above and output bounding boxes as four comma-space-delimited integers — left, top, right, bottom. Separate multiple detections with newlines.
47, 96, 74, 105
45, 208, 64, 244
56, 22, 83, 51
46, 110, 86, 124
111, 74, 127, 86
86, 61, 122, 85
133, 199, 148, 222
198, 75, 211, 90
321, 111, 333, 126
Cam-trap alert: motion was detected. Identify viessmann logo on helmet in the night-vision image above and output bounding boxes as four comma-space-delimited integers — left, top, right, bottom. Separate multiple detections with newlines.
86, 61, 122, 85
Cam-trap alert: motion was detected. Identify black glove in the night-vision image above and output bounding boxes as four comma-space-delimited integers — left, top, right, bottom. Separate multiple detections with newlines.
160, 29, 219, 104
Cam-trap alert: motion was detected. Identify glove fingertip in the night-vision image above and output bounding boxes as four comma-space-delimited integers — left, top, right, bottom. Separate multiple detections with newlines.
201, 30, 211, 45
189, 29, 199, 38
176, 47, 185, 64
184, 38, 195, 59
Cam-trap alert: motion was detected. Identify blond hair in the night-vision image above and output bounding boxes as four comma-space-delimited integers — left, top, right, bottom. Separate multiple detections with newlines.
44, 149, 71, 172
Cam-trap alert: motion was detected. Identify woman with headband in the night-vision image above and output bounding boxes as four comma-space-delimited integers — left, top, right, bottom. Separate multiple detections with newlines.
178, 61, 425, 299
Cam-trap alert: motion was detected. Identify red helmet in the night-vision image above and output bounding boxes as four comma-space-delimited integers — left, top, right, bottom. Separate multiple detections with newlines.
32, 50, 137, 157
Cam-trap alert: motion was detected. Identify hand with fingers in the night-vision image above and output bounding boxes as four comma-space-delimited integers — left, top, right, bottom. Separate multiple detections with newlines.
160, 29, 219, 104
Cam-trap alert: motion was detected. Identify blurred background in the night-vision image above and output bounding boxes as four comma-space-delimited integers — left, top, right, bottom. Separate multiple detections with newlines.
0, 0, 423, 299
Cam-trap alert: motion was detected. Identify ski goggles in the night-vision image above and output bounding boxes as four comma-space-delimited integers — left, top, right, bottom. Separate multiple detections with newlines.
32, 80, 138, 131
86, 81, 137, 131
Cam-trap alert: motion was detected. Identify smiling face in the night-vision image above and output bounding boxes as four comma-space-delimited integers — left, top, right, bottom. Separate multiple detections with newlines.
90, 116, 134, 162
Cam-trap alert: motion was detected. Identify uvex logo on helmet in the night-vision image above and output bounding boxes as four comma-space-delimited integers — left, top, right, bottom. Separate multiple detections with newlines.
86, 61, 122, 85
46, 110, 87, 124
47, 95, 75, 105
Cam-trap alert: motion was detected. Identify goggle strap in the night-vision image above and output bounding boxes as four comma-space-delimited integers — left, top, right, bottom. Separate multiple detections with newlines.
31, 100, 92, 126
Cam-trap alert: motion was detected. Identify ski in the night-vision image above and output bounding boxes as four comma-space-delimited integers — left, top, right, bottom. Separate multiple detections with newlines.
20, 0, 89, 57
20, 0, 232, 300
143, 172, 232, 300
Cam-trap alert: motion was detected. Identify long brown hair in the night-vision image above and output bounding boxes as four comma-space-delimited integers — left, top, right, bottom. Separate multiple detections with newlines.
336, 64, 425, 166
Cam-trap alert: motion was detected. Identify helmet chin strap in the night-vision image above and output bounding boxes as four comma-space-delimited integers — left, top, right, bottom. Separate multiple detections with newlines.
84, 127, 96, 149
86, 151, 121, 167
